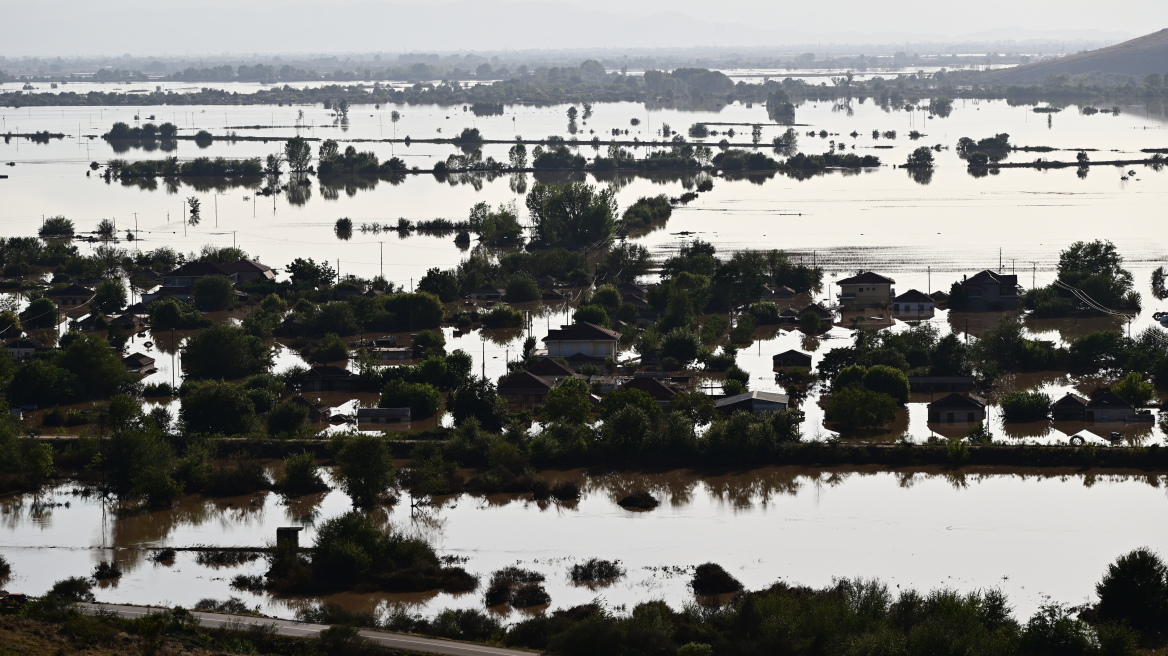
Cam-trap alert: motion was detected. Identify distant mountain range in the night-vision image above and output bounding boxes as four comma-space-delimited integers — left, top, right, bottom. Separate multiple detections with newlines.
984, 29, 1168, 83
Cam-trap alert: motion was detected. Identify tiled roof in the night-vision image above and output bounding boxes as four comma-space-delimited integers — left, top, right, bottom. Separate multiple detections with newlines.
544, 322, 621, 342
837, 272, 896, 285
893, 289, 933, 303
927, 393, 987, 409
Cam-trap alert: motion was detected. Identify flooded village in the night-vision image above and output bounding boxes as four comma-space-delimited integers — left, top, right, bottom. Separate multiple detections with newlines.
3, 9, 1168, 655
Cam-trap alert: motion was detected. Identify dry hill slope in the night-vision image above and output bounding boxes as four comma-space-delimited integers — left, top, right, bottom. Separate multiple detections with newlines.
985, 28, 1168, 83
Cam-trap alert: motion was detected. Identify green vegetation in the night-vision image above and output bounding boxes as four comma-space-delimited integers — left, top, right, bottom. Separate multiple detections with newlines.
265, 510, 475, 593
105, 156, 263, 179
1000, 391, 1052, 422
1022, 240, 1140, 316
38, 216, 75, 237
526, 182, 617, 250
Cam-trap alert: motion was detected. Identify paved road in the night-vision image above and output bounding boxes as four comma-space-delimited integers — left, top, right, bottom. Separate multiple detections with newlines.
82, 602, 538, 656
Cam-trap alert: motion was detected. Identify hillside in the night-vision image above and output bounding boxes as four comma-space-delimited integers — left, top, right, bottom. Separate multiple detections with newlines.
985, 28, 1168, 83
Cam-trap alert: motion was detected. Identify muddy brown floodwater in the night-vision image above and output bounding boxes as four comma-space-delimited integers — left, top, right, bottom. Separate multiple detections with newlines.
2, 465, 1168, 621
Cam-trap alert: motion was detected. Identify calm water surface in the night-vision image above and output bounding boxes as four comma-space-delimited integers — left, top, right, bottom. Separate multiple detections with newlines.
1, 467, 1167, 620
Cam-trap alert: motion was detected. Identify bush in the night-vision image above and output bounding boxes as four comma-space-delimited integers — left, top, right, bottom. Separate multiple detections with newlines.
39, 216, 75, 237
183, 324, 272, 380
280, 451, 328, 495
570, 558, 624, 584
93, 560, 122, 579
266, 400, 311, 438
0, 554, 10, 579
617, 490, 659, 509
691, 563, 742, 596
825, 387, 898, 430
380, 379, 442, 419
1000, 390, 1052, 422
1111, 372, 1155, 406
504, 274, 540, 302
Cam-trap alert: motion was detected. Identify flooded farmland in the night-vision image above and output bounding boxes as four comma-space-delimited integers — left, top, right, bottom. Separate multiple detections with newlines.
3, 80, 1168, 632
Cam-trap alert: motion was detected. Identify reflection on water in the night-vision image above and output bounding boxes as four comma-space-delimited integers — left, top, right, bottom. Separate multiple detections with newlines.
3, 466, 1168, 620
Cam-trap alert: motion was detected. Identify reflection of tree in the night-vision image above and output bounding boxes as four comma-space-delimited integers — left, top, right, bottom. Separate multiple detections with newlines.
508, 172, 528, 195
286, 174, 313, 205
907, 167, 934, 185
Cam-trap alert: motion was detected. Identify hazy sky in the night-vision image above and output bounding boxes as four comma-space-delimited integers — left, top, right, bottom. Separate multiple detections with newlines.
3, 0, 1165, 56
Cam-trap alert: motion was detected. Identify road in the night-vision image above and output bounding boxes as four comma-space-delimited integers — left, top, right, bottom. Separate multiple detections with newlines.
81, 602, 538, 656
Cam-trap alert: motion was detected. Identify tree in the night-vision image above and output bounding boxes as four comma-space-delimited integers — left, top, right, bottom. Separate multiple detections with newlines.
1095, 548, 1168, 643
418, 268, 459, 302
288, 258, 337, 289
179, 379, 258, 435
380, 380, 442, 419
182, 324, 272, 380
906, 147, 935, 168
447, 377, 507, 432
39, 216, 74, 237
825, 387, 898, 430
96, 218, 116, 240
540, 377, 593, 424
1112, 372, 1155, 406
285, 136, 312, 172
266, 400, 311, 439
862, 365, 910, 404
661, 327, 702, 367
505, 275, 539, 302
92, 279, 127, 314
193, 274, 235, 311
766, 89, 796, 125
318, 139, 340, 164
331, 433, 395, 507
58, 334, 130, 399
600, 388, 661, 423
525, 182, 617, 250
186, 197, 201, 226
508, 143, 528, 169
20, 297, 58, 329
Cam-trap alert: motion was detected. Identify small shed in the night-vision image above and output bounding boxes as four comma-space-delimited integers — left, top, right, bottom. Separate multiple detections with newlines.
276, 527, 303, 549
772, 349, 813, 369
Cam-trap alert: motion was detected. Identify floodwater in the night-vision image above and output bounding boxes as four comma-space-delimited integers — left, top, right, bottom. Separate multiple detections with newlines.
3, 96, 1168, 441
1, 467, 1167, 620
3, 92, 1168, 619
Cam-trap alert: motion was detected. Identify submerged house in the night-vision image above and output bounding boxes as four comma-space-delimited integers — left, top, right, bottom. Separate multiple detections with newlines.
1085, 391, 1137, 422
48, 283, 94, 308
892, 289, 934, 313
927, 393, 987, 424
543, 322, 620, 359
773, 350, 813, 369
836, 272, 895, 309
303, 365, 358, 392
526, 357, 576, 383
1052, 393, 1089, 421
468, 284, 505, 301
716, 391, 790, 415
620, 376, 679, 407
122, 352, 156, 374
357, 407, 411, 429
497, 371, 555, 407
958, 270, 1021, 312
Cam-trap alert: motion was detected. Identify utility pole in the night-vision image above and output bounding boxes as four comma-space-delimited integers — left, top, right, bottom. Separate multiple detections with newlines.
133, 212, 138, 247
379, 241, 384, 279
927, 265, 931, 295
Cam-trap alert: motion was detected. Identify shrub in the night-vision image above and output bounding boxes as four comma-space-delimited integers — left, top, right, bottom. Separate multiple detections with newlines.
380, 379, 442, 419
570, 558, 624, 584
93, 560, 122, 579
1000, 390, 1052, 422
691, 563, 742, 596
1111, 372, 1155, 406
825, 387, 898, 430
280, 451, 328, 495
617, 490, 659, 509
504, 274, 540, 302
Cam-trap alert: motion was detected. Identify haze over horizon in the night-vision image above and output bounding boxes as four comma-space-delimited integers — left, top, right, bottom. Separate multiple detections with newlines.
3, 0, 1163, 57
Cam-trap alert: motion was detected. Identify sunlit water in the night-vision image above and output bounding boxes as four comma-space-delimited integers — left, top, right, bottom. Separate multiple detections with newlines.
1, 467, 1167, 621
